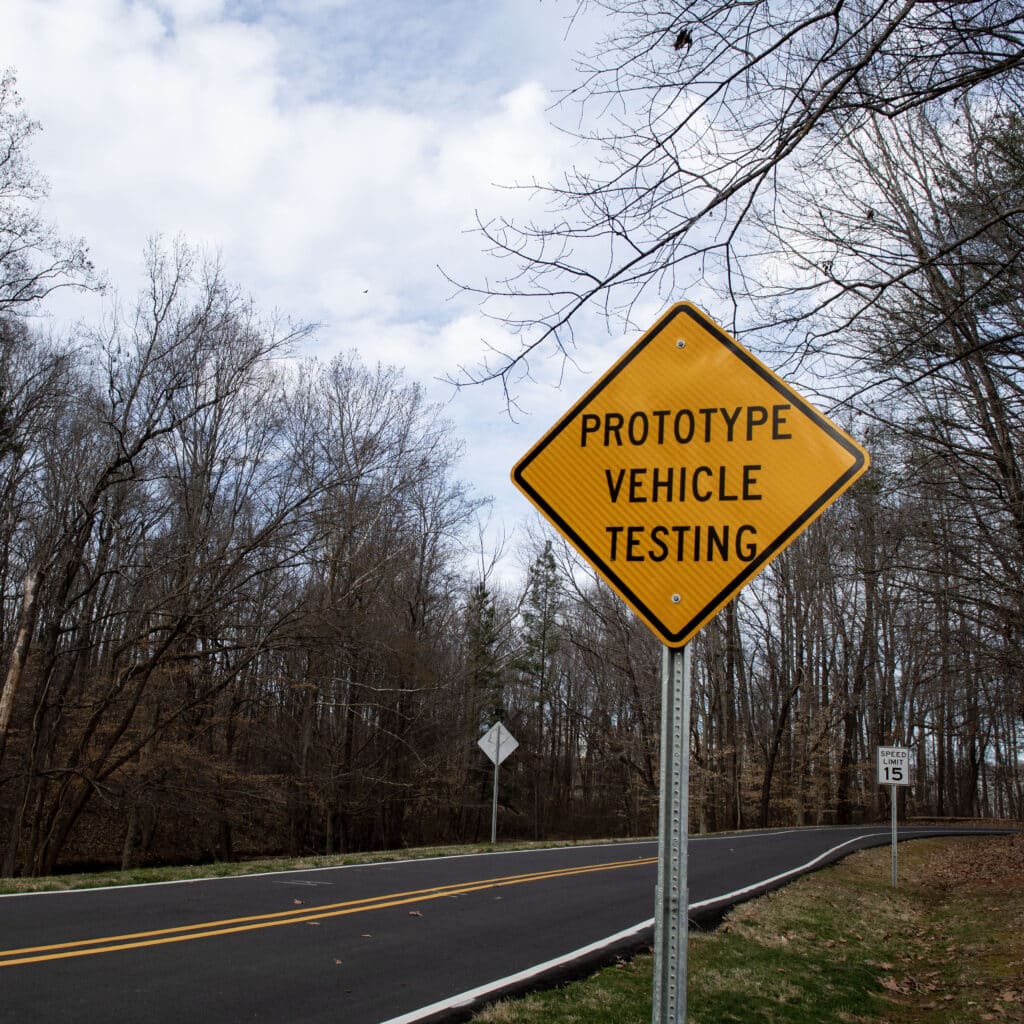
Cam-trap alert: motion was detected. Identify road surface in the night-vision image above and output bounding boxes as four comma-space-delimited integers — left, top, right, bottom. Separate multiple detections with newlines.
0, 825, 1000, 1023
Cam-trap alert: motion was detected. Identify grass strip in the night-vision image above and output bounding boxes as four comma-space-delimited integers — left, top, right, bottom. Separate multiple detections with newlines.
472, 836, 1024, 1024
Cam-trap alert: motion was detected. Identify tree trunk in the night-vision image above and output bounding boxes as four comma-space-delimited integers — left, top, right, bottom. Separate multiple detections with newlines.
0, 568, 42, 770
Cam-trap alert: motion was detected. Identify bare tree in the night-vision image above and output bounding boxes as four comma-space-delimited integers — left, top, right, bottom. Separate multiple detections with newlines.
0, 70, 96, 315
0, 240, 313, 875
0, 318, 75, 768
451, 1, 1024, 392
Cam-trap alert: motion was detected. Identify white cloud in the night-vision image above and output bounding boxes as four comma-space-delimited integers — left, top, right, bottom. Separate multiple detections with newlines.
9, 1, 577, 325
5, 0, 624, 573
155, 0, 226, 23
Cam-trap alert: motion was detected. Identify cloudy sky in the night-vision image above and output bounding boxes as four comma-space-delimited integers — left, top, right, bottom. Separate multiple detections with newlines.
6, 0, 653, 573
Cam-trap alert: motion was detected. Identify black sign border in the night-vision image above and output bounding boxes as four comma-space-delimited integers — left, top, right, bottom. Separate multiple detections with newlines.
512, 303, 869, 647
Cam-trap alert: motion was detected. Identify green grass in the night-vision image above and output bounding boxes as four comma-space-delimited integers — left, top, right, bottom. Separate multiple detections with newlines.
472, 836, 1024, 1024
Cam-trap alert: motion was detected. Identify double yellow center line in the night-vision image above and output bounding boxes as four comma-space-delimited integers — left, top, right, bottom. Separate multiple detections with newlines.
0, 854, 657, 967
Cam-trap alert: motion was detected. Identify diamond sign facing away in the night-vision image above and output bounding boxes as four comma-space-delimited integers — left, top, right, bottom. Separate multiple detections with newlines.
512, 303, 870, 647
478, 722, 518, 766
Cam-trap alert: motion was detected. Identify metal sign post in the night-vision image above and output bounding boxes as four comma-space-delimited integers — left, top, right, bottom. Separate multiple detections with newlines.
510, 302, 871, 1024
479, 722, 519, 844
891, 781, 898, 888
491, 729, 501, 844
877, 746, 911, 888
652, 645, 691, 1024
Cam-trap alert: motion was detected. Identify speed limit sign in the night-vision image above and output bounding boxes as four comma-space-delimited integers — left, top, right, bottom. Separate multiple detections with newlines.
877, 746, 911, 787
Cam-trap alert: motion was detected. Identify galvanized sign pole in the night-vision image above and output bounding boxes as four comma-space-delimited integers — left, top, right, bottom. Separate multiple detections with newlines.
491, 728, 502, 844
890, 781, 898, 888
479, 722, 518, 845
652, 644, 692, 1024
877, 746, 910, 889
510, 302, 871, 1024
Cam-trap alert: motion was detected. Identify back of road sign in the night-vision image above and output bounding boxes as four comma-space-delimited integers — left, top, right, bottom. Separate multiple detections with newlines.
478, 722, 518, 766
512, 303, 870, 647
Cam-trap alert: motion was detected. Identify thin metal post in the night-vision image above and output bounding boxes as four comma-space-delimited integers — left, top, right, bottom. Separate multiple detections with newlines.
652, 643, 691, 1024
490, 730, 502, 845
890, 783, 898, 888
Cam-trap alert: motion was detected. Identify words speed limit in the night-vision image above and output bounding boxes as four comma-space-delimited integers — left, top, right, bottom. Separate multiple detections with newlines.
877, 746, 911, 787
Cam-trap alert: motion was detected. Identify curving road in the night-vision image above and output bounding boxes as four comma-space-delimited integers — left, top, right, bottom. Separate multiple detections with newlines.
0, 825, 1001, 1023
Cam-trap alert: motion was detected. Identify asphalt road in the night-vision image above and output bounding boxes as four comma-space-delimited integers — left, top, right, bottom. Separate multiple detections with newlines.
0, 825, 1000, 1023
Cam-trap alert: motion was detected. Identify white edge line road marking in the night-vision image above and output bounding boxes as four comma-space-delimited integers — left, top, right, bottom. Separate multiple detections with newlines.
377, 918, 657, 1024
688, 831, 888, 911
378, 830, 892, 1024
0, 827, 974, 901
0, 840, 658, 900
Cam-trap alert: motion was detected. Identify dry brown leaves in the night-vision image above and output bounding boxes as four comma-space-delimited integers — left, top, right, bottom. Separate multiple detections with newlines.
877, 835, 1024, 1022
922, 833, 1024, 889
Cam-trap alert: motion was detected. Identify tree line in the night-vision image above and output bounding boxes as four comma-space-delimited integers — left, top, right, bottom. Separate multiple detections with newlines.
453, 0, 1024, 833
0, 7, 1022, 877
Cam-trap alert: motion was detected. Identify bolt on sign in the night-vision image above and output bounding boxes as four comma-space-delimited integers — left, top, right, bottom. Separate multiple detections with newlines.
512, 303, 870, 647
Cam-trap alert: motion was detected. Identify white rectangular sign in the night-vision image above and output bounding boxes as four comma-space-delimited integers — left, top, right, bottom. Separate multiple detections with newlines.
478, 722, 518, 766
877, 746, 911, 787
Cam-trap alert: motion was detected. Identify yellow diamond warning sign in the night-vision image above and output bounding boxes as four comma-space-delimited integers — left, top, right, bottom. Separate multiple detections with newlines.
512, 303, 870, 647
